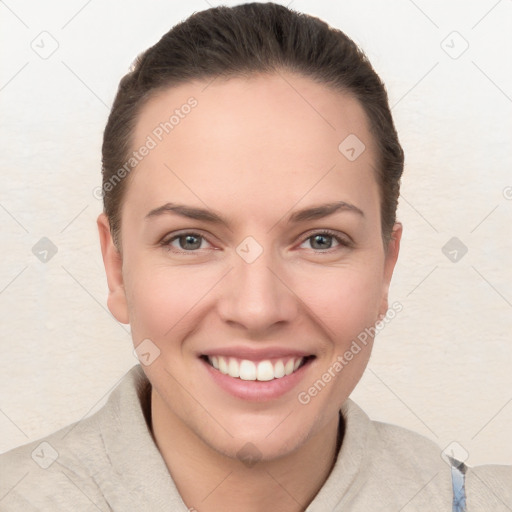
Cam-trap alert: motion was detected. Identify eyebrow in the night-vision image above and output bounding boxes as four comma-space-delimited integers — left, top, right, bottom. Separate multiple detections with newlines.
145, 203, 227, 224
144, 201, 364, 225
288, 201, 365, 222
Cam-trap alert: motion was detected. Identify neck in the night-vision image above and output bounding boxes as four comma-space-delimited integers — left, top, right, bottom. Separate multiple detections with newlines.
150, 389, 342, 512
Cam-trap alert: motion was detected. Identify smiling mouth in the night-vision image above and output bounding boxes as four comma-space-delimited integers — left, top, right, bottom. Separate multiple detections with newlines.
201, 355, 315, 381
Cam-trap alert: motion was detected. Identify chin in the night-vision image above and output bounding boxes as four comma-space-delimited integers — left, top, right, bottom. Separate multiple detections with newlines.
196, 407, 326, 464
210, 429, 310, 465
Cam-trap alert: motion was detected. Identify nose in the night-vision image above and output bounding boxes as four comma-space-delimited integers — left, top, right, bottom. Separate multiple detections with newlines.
216, 245, 299, 336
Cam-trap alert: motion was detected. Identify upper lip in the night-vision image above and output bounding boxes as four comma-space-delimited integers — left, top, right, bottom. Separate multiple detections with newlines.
199, 346, 314, 361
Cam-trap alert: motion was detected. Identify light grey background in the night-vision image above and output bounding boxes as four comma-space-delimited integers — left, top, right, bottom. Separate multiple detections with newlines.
1, 0, 511, 466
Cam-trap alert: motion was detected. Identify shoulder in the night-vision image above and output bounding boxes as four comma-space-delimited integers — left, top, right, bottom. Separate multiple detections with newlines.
332, 399, 511, 510
315, 399, 453, 510
372, 417, 512, 508
342, 398, 450, 475
369, 413, 447, 473
0, 404, 110, 510
466, 464, 512, 510
349, 400, 453, 507
0, 366, 151, 511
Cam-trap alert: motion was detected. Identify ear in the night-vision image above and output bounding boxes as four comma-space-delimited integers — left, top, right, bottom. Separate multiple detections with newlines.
97, 213, 129, 324
378, 222, 403, 320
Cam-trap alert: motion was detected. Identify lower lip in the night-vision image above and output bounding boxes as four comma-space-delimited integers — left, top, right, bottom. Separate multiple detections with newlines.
201, 358, 313, 402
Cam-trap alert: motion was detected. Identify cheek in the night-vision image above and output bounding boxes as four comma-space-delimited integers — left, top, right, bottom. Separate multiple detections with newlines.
294, 267, 381, 411
124, 262, 216, 343
293, 262, 384, 341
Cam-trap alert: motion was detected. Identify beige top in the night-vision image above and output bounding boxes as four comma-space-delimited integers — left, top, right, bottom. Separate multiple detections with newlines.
0, 365, 510, 511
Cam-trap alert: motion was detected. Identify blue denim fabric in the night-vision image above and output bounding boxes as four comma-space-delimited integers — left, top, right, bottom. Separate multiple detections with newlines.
450, 458, 467, 512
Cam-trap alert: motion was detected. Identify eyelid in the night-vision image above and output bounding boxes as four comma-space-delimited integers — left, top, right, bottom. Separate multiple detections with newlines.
299, 229, 354, 249
160, 229, 217, 251
159, 228, 353, 253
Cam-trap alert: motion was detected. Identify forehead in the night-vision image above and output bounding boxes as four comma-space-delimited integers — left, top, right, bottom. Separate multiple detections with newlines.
124, 72, 380, 223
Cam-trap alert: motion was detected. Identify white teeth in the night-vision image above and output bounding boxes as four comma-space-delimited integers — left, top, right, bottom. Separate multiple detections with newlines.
207, 356, 305, 381
218, 356, 228, 375
284, 359, 295, 376
274, 360, 285, 378
228, 358, 240, 378
239, 360, 257, 380
256, 360, 274, 381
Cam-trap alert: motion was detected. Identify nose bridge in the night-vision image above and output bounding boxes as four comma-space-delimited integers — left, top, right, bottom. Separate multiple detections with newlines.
218, 239, 298, 331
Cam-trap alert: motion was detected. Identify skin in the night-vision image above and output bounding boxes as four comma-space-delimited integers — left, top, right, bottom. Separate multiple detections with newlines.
98, 71, 402, 511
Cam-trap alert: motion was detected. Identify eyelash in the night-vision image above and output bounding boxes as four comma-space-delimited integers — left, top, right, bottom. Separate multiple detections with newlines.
160, 229, 353, 254
299, 229, 353, 251
161, 231, 211, 254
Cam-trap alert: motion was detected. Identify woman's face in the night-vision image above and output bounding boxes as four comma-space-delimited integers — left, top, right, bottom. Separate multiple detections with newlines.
99, 72, 401, 461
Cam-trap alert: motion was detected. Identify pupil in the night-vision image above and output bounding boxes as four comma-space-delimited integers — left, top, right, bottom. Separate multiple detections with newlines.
312, 234, 331, 250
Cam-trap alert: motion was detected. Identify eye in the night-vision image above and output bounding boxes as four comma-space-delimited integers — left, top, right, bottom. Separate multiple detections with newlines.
164, 232, 211, 251
299, 230, 351, 251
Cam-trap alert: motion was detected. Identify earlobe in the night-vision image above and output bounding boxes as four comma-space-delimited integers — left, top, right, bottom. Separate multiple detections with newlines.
97, 213, 130, 324
378, 222, 403, 319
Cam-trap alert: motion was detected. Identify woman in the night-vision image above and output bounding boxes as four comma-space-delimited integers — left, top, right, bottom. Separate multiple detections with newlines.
1, 3, 510, 511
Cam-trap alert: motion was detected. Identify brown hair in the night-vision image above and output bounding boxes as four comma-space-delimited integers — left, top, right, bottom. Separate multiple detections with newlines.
102, 2, 403, 249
